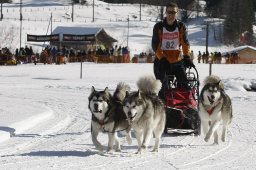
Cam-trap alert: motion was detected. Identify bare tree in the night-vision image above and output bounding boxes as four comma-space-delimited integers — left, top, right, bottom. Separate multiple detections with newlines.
0, 0, 12, 20
0, 26, 17, 51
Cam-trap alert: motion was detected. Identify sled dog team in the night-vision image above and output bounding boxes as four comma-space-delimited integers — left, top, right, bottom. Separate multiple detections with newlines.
88, 75, 232, 154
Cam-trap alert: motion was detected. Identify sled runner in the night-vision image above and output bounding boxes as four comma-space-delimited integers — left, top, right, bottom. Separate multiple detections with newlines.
164, 67, 201, 135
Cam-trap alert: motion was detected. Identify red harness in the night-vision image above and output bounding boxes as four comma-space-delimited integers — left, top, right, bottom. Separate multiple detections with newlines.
207, 107, 215, 115
99, 120, 105, 127
205, 99, 222, 116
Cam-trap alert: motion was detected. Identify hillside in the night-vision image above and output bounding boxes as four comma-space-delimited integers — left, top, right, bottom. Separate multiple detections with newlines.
0, 0, 229, 56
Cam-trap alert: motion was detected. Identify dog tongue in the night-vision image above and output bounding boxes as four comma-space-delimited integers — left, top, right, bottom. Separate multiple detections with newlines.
94, 110, 102, 113
207, 96, 214, 104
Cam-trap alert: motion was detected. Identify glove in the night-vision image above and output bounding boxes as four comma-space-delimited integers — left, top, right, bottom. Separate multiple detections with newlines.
159, 57, 170, 72
183, 55, 195, 68
159, 57, 169, 67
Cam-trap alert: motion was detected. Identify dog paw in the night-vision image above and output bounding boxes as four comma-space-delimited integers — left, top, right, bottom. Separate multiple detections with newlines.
99, 150, 104, 155
141, 145, 147, 150
213, 142, 219, 145
204, 137, 210, 142
126, 136, 132, 145
107, 148, 114, 154
136, 148, 145, 154
98, 146, 104, 152
115, 148, 121, 152
135, 150, 143, 154
135, 151, 141, 154
151, 148, 159, 152
221, 137, 226, 142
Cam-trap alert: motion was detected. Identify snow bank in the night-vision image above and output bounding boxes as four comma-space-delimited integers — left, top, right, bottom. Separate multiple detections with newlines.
0, 98, 54, 143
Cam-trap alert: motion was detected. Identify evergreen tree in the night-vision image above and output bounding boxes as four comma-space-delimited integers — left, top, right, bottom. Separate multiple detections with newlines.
253, 0, 256, 11
0, 0, 12, 3
223, 0, 238, 44
204, 0, 226, 18
71, 0, 87, 5
238, 0, 255, 45
223, 0, 255, 45
71, 0, 79, 3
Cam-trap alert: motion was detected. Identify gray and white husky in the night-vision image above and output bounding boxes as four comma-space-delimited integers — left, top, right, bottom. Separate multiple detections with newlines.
122, 75, 166, 153
88, 83, 132, 153
199, 75, 233, 144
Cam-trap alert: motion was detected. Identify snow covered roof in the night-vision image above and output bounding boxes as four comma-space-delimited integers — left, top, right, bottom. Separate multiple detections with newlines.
233, 46, 256, 52
223, 46, 256, 54
52, 26, 117, 45
52, 27, 102, 36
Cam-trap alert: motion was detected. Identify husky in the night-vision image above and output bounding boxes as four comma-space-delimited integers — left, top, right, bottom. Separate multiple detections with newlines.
88, 83, 132, 153
122, 75, 166, 153
199, 75, 233, 144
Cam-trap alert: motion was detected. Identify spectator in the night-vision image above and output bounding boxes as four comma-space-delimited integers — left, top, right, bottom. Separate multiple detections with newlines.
198, 51, 201, 63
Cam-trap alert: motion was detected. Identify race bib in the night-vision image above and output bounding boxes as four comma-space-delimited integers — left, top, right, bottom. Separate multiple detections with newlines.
161, 27, 179, 50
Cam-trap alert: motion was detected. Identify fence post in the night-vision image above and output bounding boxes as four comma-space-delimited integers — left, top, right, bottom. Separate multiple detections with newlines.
209, 59, 212, 76
80, 56, 83, 79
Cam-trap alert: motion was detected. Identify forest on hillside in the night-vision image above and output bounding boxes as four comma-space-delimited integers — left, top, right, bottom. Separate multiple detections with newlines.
101, 0, 256, 46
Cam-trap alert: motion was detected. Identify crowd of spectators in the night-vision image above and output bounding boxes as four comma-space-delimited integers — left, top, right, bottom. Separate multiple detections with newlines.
196, 50, 238, 64
1, 45, 243, 65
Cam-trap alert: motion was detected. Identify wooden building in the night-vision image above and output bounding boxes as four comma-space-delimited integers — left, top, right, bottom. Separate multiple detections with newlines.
223, 46, 256, 64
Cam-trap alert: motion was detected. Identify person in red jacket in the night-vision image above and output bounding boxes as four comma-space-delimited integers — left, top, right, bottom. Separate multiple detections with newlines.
152, 2, 194, 100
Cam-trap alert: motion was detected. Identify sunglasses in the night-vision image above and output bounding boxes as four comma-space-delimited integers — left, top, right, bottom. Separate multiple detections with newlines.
166, 11, 177, 15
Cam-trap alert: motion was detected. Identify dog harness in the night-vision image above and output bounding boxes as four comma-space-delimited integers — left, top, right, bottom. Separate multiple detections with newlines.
91, 104, 112, 127
207, 107, 215, 115
205, 98, 222, 115
92, 114, 109, 127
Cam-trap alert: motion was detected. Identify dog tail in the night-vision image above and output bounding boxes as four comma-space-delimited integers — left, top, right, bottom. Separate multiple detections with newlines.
204, 75, 224, 90
137, 75, 162, 94
113, 82, 130, 102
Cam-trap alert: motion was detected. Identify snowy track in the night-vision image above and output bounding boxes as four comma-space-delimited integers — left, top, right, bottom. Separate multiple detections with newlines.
0, 63, 256, 169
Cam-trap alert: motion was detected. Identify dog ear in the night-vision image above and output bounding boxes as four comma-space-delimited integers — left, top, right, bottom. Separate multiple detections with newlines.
136, 90, 143, 105
135, 90, 141, 98
91, 86, 95, 93
216, 80, 221, 86
216, 80, 224, 90
104, 87, 109, 94
125, 91, 129, 97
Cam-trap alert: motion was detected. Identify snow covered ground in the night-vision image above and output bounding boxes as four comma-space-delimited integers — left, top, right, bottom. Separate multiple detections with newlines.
0, 62, 256, 169
1, 0, 256, 169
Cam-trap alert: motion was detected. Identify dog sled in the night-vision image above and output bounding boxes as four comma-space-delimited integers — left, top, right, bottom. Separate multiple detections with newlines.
164, 67, 201, 135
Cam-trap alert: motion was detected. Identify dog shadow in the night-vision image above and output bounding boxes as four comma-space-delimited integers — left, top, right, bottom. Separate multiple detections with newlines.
160, 144, 188, 149
17, 150, 97, 157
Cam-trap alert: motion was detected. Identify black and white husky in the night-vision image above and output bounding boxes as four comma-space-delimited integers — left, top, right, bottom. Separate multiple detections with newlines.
88, 83, 132, 153
122, 75, 166, 153
199, 75, 233, 144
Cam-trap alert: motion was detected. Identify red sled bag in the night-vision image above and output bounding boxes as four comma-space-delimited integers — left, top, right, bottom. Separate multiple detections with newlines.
163, 68, 201, 135
165, 87, 197, 110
